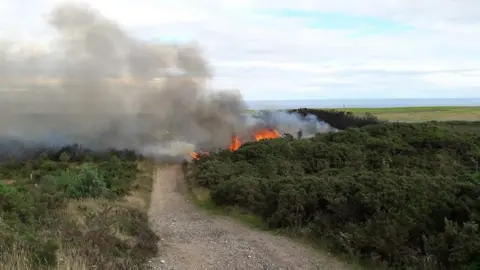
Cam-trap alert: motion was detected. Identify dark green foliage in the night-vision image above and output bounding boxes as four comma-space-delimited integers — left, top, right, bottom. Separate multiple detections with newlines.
190, 121, 480, 269
288, 108, 382, 130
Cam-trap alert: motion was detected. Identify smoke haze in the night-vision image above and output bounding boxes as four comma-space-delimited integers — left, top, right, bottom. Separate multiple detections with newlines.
0, 3, 335, 160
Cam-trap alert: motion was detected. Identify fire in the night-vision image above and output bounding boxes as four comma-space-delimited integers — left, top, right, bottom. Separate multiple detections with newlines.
253, 129, 280, 141
190, 151, 209, 160
229, 135, 242, 151
190, 128, 280, 160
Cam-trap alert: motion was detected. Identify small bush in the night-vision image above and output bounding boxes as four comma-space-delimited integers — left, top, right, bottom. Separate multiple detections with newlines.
44, 165, 107, 198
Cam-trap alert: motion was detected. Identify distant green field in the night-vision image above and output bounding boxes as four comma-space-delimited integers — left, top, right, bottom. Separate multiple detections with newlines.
336, 107, 480, 135
340, 106, 480, 122
337, 106, 480, 135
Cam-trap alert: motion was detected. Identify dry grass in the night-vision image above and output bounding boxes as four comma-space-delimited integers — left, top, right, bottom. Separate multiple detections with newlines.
0, 247, 148, 270
0, 245, 89, 270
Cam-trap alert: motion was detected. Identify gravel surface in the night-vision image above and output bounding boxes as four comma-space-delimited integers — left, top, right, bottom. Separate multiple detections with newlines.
147, 165, 352, 270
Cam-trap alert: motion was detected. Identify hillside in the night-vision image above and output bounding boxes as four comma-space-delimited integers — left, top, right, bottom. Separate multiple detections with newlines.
0, 145, 157, 269
187, 109, 480, 269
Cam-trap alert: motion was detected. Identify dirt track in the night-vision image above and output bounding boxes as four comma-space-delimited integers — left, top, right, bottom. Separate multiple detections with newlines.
147, 164, 351, 270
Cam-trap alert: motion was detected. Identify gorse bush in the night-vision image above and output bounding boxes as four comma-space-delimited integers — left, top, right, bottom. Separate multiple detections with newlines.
42, 156, 139, 199
189, 121, 480, 269
44, 165, 107, 198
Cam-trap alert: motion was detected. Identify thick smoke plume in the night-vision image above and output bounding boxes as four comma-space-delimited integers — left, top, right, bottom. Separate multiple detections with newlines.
0, 3, 335, 161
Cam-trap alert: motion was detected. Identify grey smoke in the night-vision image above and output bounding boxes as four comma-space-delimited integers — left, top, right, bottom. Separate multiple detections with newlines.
0, 3, 335, 160
248, 111, 337, 138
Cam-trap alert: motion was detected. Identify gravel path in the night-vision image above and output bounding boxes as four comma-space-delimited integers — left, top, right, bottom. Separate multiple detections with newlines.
148, 164, 351, 270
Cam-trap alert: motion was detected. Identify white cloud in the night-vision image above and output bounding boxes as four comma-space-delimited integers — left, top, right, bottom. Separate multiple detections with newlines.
1, 0, 480, 100
422, 71, 480, 88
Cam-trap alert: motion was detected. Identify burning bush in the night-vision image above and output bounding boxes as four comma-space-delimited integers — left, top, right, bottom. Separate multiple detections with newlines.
190, 128, 281, 160
188, 120, 480, 269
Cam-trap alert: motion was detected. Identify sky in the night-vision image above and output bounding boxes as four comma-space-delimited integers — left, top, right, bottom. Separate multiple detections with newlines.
1, 0, 480, 100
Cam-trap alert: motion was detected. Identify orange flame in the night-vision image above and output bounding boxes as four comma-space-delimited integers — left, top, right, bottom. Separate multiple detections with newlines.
190, 152, 199, 160
190, 150, 210, 160
229, 135, 242, 151
190, 128, 280, 160
253, 128, 280, 141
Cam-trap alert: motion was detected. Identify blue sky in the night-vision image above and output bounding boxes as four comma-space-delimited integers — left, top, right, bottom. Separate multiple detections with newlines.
1, 0, 480, 100
255, 9, 414, 36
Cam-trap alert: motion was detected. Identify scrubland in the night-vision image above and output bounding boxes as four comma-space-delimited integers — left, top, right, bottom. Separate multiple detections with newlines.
0, 146, 158, 270
187, 108, 480, 269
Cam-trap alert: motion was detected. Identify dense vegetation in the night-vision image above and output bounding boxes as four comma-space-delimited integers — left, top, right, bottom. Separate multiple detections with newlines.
0, 145, 157, 270
289, 108, 381, 130
187, 109, 480, 269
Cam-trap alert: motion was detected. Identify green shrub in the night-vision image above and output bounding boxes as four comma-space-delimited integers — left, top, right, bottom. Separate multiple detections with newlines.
44, 165, 107, 198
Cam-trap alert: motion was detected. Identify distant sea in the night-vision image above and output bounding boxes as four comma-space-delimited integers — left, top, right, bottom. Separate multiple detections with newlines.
245, 98, 480, 110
